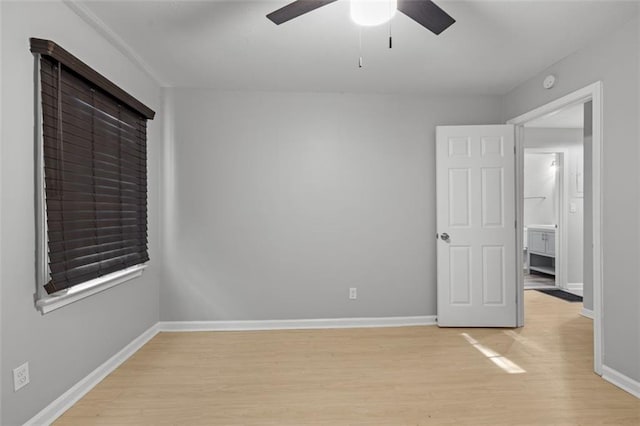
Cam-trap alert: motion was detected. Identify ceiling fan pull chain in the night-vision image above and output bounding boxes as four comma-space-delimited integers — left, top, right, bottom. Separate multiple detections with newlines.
358, 26, 363, 68
388, 1, 393, 49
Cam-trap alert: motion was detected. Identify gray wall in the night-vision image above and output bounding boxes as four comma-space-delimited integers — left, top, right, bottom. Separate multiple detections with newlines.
1, 2, 163, 424
0, 2, 4, 422
523, 152, 558, 226
160, 89, 502, 321
503, 15, 639, 381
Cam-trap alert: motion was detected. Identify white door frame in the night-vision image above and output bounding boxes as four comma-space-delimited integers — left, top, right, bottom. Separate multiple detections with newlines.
508, 81, 603, 375
523, 148, 569, 291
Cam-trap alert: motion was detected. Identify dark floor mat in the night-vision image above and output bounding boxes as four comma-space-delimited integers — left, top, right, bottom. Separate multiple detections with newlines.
535, 288, 583, 303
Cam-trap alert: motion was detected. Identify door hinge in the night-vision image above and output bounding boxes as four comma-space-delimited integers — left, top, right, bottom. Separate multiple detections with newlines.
514, 146, 516, 154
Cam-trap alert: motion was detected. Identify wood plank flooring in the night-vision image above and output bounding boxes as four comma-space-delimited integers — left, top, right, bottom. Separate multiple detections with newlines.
56, 291, 640, 425
524, 272, 556, 289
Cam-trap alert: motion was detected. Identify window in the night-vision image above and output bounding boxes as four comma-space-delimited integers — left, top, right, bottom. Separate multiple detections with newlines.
30, 39, 155, 312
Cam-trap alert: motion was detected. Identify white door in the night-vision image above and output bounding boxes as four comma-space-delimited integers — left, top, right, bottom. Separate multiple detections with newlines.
436, 125, 517, 327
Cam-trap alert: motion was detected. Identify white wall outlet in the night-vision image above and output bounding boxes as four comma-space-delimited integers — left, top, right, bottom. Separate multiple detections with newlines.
13, 362, 30, 392
543, 74, 556, 89
570, 203, 577, 213
349, 287, 357, 300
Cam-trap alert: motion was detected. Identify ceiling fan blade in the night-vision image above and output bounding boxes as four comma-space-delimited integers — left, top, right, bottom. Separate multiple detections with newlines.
397, 0, 455, 35
267, 0, 339, 25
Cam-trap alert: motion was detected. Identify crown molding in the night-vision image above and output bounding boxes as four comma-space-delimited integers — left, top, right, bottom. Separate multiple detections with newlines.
63, 0, 168, 87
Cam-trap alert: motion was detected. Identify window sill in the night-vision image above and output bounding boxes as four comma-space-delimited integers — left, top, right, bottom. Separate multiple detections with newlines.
35, 264, 147, 314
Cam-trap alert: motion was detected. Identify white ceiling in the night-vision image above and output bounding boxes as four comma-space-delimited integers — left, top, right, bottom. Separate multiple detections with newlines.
525, 102, 584, 128
81, 0, 638, 94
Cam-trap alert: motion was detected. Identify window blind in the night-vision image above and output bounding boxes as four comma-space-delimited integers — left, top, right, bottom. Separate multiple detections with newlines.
34, 40, 154, 295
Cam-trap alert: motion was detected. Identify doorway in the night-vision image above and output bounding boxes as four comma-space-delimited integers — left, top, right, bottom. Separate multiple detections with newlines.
522, 150, 561, 290
508, 82, 603, 375
521, 103, 586, 300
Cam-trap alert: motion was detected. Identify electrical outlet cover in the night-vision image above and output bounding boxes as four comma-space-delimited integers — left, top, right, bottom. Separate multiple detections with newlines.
13, 362, 29, 392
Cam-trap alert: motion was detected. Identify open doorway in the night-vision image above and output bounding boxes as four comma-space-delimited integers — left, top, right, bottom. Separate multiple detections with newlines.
509, 82, 602, 375
522, 150, 561, 290
522, 103, 585, 301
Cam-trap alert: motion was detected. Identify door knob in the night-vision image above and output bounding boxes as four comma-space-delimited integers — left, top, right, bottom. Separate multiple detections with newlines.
440, 233, 450, 242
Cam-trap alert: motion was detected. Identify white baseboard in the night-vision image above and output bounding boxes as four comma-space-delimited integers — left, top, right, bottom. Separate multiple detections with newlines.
158, 315, 437, 332
24, 324, 160, 426
565, 283, 583, 297
580, 307, 594, 319
602, 365, 640, 399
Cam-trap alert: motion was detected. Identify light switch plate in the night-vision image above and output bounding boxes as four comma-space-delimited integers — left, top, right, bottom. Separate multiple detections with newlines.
349, 287, 357, 300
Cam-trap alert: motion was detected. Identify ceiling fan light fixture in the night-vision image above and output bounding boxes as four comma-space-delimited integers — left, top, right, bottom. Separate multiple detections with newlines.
350, 0, 397, 27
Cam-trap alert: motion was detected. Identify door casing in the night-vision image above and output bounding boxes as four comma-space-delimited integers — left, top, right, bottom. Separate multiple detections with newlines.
507, 81, 603, 375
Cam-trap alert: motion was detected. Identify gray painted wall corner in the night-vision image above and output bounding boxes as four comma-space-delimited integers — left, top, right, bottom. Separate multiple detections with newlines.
1, 2, 164, 424
502, 15, 640, 381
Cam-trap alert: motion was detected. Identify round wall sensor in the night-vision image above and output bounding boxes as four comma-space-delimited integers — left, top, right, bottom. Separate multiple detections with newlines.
543, 75, 556, 89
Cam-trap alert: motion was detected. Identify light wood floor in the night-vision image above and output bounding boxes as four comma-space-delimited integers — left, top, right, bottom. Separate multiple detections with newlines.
57, 291, 640, 425
524, 272, 556, 289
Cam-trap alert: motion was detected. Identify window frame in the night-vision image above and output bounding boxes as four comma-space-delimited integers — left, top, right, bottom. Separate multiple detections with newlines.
30, 39, 155, 314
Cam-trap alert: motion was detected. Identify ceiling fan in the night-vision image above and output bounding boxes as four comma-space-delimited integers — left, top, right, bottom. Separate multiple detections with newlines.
266, 0, 455, 35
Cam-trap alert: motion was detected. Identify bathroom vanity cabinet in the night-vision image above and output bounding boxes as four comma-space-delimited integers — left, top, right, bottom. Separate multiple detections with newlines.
527, 226, 556, 276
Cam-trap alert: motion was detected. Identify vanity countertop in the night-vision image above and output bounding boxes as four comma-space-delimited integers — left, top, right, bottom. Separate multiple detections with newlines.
527, 224, 556, 231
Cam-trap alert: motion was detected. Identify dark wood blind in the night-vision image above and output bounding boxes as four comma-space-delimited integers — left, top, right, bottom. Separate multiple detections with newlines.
38, 53, 151, 294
